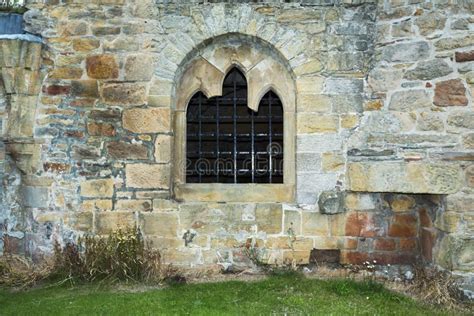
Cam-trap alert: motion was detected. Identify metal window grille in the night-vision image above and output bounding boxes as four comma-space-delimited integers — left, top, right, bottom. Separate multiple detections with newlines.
186, 68, 284, 184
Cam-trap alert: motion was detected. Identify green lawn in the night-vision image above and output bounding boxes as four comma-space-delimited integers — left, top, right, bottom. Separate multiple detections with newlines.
0, 274, 459, 315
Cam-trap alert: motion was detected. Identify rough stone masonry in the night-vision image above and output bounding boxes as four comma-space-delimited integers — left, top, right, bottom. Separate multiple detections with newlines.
0, 0, 473, 291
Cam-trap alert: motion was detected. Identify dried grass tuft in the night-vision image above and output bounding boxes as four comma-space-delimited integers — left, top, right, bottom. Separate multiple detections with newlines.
0, 255, 52, 289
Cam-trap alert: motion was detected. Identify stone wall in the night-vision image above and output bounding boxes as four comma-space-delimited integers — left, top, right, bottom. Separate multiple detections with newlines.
0, 0, 472, 287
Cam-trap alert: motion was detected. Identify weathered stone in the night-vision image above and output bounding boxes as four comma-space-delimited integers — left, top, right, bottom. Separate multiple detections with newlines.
297, 94, 331, 112
96, 212, 136, 235
49, 67, 83, 79
72, 38, 100, 52
80, 178, 114, 198
455, 50, 474, 63
124, 54, 154, 81
92, 26, 121, 36
344, 193, 376, 211
154, 134, 171, 163
447, 111, 474, 129
386, 194, 416, 212
86, 55, 119, 79
368, 67, 403, 93
435, 35, 474, 51
434, 79, 468, 107
126, 164, 170, 189
297, 113, 338, 133
451, 18, 469, 30
101, 82, 147, 106
87, 122, 116, 136
71, 80, 99, 98
417, 112, 444, 132
348, 162, 463, 194
415, 11, 446, 36
374, 238, 396, 251
324, 78, 363, 94
463, 133, 474, 149
404, 59, 453, 80
123, 108, 170, 133
321, 152, 345, 172
106, 141, 148, 160
89, 109, 121, 120
80, 199, 113, 212
21, 186, 49, 208
389, 89, 431, 111
301, 212, 329, 236
255, 203, 283, 234
388, 214, 417, 238
116, 199, 152, 212
140, 213, 178, 237
318, 191, 344, 215
392, 20, 413, 38
382, 41, 430, 62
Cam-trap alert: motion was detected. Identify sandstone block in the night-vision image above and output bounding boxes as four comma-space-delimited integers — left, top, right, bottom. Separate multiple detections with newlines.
72, 38, 100, 52
297, 94, 331, 112
435, 35, 474, 51
86, 54, 119, 79
154, 134, 171, 163
321, 152, 344, 172
388, 214, 417, 237
126, 163, 170, 189
415, 11, 446, 35
296, 152, 321, 173
87, 122, 116, 136
368, 67, 403, 93
434, 79, 468, 107
374, 238, 396, 251
302, 212, 329, 236
447, 111, 474, 129
96, 212, 136, 235
297, 113, 338, 133
71, 80, 99, 98
116, 199, 152, 212
92, 26, 121, 36
283, 250, 309, 265
348, 162, 463, 194
80, 178, 114, 198
21, 186, 49, 208
285, 210, 302, 235
107, 141, 148, 160
80, 199, 113, 212
123, 108, 170, 133
344, 193, 376, 211
417, 112, 444, 132
386, 194, 416, 212
455, 50, 474, 63
255, 203, 283, 234
49, 67, 83, 79
101, 82, 147, 106
125, 54, 154, 81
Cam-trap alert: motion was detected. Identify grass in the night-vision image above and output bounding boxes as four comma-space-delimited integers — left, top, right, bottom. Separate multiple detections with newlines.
0, 273, 463, 316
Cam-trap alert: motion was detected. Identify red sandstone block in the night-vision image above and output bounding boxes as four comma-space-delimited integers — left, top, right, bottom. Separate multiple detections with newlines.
340, 250, 369, 264
371, 252, 417, 265
344, 238, 358, 250
420, 227, 436, 263
388, 214, 417, 237
418, 207, 433, 228
374, 238, 396, 251
455, 50, 474, 62
42, 84, 71, 95
345, 212, 385, 237
399, 238, 418, 251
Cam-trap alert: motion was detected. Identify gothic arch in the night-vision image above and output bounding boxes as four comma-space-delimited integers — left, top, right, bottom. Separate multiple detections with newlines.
172, 33, 296, 202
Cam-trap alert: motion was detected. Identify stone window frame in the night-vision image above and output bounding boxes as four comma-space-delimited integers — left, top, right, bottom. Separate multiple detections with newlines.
172, 40, 296, 203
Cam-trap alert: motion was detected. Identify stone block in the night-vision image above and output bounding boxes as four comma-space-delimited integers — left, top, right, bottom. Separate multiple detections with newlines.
318, 191, 344, 215
123, 107, 170, 134
297, 113, 338, 133
49, 67, 83, 80
87, 122, 116, 137
434, 79, 468, 107
296, 173, 338, 193
345, 211, 384, 238
368, 67, 403, 93
382, 41, 430, 62
115, 199, 152, 212
67, 212, 93, 231
302, 212, 329, 236
95, 212, 136, 235
106, 141, 148, 160
283, 250, 309, 264
404, 59, 452, 80
374, 238, 396, 251
415, 11, 446, 36
455, 50, 474, 63
388, 214, 417, 238
389, 90, 431, 111
80, 199, 113, 212
255, 203, 283, 234
324, 77, 363, 94
344, 193, 376, 211
321, 152, 344, 172
153, 199, 178, 211
86, 54, 119, 79
126, 163, 170, 189
297, 94, 332, 112
297, 134, 343, 153
296, 152, 321, 173
72, 38, 101, 52
101, 82, 147, 106
435, 35, 474, 51
71, 80, 99, 98
80, 178, 114, 198
385, 194, 416, 213
284, 209, 301, 235
348, 162, 463, 194
154, 134, 171, 163
296, 76, 324, 94
21, 186, 49, 208
447, 111, 474, 129
140, 213, 178, 237
125, 54, 154, 81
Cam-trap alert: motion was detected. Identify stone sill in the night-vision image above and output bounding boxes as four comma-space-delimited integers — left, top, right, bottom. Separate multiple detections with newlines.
0, 34, 42, 43
174, 183, 295, 203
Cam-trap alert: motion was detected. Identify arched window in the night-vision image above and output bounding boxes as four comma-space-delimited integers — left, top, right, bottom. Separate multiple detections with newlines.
186, 68, 284, 184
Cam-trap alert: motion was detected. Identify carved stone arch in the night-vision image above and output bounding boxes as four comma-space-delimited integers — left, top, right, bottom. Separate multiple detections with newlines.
172, 33, 296, 202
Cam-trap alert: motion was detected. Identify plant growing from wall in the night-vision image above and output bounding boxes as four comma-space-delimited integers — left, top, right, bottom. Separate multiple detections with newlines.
0, 0, 26, 14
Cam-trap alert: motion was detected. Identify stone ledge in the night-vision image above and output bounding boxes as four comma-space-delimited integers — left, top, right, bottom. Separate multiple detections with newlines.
347, 162, 463, 194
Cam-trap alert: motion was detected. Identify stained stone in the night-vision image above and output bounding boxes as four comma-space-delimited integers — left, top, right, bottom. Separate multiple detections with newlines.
389, 90, 431, 111
86, 55, 119, 79
404, 59, 453, 80
107, 142, 148, 160
101, 82, 147, 106
382, 41, 430, 62
434, 79, 468, 107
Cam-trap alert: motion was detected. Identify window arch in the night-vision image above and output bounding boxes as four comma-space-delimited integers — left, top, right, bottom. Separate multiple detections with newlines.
186, 68, 284, 184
